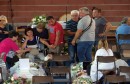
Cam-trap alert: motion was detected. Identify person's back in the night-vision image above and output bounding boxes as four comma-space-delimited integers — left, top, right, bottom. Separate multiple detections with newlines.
116, 17, 130, 45
90, 39, 114, 82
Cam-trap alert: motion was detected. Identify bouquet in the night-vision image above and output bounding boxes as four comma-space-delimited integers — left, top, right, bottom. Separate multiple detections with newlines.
72, 76, 93, 84
4, 74, 31, 84
31, 15, 46, 25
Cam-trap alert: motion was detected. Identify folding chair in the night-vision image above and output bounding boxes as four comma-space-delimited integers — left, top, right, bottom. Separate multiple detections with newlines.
118, 34, 130, 60
105, 75, 126, 84
32, 76, 54, 84
119, 66, 130, 82
50, 55, 70, 66
50, 66, 71, 83
97, 56, 116, 83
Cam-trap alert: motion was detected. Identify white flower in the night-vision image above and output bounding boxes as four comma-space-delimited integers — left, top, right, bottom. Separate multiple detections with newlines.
39, 16, 42, 19
11, 77, 14, 81
32, 18, 36, 22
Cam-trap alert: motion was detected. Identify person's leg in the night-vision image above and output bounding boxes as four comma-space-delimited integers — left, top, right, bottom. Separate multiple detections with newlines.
26, 53, 35, 62
37, 53, 45, 61
77, 42, 87, 62
84, 41, 94, 62
68, 42, 75, 63
74, 43, 79, 63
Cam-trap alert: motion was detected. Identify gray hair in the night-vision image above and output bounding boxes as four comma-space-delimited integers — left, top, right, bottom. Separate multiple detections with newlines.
121, 17, 129, 24
70, 10, 79, 15
79, 7, 89, 14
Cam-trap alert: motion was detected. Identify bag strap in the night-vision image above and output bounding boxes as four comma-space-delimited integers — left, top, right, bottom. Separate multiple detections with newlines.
80, 18, 93, 38
83, 18, 93, 33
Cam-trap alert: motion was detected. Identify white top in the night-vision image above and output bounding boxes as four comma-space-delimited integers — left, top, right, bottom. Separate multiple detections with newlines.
90, 47, 114, 82
115, 59, 130, 78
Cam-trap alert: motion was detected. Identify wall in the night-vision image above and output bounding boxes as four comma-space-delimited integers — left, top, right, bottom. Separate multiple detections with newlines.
0, 0, 130, 24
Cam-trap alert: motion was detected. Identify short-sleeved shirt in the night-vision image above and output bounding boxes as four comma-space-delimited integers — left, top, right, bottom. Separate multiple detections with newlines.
0, 38, 19, 62
78, 15, 95, 41
94, 17, 107, 40
116, 24, 130, 45
22, 36, 40, 48
0, 24, 13, 41
48, 22, 64, 45
33, 28, 49, 39
66, 19, 78, 42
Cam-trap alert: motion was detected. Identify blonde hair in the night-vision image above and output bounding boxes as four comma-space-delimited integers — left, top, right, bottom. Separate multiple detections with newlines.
98, 39, 109, 50
0, 15, 8, 23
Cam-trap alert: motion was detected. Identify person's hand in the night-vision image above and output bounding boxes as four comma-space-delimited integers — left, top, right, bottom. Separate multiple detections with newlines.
25, 48, 31, 52
24, 36, 29, 41
71, 40, 76, 46
3, 31, 9, 34
0, 30, 3, 33
98, 33, 105, 37
47, 54, 53, 60
50, 45, 56, 49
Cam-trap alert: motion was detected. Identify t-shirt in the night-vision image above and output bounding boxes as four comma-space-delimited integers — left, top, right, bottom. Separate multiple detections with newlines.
95, 17, 107, 41
116, 24, 130, 45
22, 36, 40, 48
33, 28, 49, 39
48, 22, 64, 45
0, 38, 19, 62
66, 19, 78, 42
77, 15, 95, 41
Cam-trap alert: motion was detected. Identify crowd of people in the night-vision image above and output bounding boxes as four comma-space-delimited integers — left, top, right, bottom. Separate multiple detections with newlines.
0, 6, 130, 83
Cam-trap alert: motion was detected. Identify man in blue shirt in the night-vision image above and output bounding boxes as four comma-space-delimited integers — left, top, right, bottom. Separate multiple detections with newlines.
116, 17, 130, 66
66, 10, 79, 63
116, 17, 130, 45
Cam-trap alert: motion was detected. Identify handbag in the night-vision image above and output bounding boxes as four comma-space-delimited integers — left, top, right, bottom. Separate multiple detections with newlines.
76, 18, 93, 43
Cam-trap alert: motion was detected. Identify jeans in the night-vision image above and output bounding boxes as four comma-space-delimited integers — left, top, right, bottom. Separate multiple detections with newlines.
68, 42, 78, 63
77, 41, 94, 62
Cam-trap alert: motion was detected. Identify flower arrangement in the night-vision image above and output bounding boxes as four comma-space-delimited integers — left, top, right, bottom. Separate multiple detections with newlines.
4, 74, 31, 84
31, 15, 46, 25
72, 76, 93, 84
71, 62, 93, 84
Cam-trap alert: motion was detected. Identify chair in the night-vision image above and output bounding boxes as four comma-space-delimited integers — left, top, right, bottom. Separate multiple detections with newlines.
119, 66, 130, 82
97, 56, 116, 83
50, 55, 70, 66
118, 34, 130, 60
50, 66, 71, 83
32, 76, 54, 84
105, 75, 126, 84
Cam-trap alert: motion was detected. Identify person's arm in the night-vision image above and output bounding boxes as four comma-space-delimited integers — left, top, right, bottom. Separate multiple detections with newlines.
40, 38, 51, 48
104, 22, 112, 34
67, 30, 76, 36
21, 36, 29, 49
54, 30, 60, 47
71, 29, 83, 45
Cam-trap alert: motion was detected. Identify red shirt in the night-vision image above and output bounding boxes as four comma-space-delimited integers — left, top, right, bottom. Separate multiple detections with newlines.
48, 22, 64, 45
0, 38, 19, 62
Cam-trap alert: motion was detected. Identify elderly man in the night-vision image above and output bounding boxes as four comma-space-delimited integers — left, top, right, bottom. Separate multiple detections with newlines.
116, 17, 130, 66
116, 17, 130, 45
92, 7, 112, 46
66, 10, 79, 63
72, 7, 95, 62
